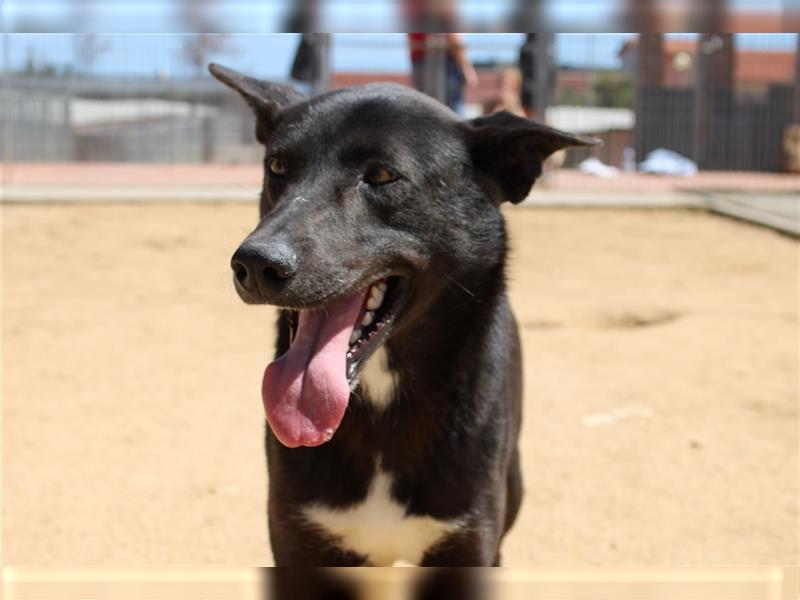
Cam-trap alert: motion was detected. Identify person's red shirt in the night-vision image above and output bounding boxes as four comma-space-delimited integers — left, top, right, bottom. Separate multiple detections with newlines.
408, 33, 427, 63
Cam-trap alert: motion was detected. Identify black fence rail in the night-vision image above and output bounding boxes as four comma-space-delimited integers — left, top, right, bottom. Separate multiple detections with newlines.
635, 85, 795, 172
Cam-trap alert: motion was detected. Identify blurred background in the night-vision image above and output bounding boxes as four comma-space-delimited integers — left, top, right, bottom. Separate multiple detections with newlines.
2, 0, 799, 571
2, 31, 799, 175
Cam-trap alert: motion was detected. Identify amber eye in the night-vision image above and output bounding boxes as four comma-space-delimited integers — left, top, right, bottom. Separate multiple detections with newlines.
268, 157, 287, 176
364, 165, 397, 186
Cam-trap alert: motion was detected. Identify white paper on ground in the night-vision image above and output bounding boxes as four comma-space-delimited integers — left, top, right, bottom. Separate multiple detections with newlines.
639, 148, 698, 176
579, 157, 621, 178
581, 404, 655, 427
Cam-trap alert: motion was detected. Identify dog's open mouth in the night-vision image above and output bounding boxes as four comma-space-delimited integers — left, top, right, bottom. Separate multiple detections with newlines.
262, 276, 407, 448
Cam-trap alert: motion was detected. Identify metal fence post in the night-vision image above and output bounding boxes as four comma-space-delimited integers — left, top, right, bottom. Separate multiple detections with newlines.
310, 33, 331, 97
422, 34, 447, 107
634, 33, 663, 162
695, 33, 735, 169
794, 33, 800, 123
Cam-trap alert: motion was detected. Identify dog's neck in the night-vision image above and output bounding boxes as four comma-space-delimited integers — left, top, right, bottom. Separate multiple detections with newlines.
364, 263, 508, 414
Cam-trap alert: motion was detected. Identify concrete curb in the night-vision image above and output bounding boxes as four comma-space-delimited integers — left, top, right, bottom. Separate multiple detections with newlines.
704, 194, 800, 237
3, 186, 700, 207
2, 185, 261, 203
520, 191, 703, 208
3, 185, 797, 237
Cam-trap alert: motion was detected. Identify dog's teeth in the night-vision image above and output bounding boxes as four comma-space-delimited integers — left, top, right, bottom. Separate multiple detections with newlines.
349, 328, 362, 345
369, 286, 385, 307
376, 280, 388, 293
361, 311, 374, 327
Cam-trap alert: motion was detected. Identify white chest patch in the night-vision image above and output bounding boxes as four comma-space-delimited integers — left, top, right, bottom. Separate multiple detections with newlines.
358, 347, 397, 409
303, 471, 460, 566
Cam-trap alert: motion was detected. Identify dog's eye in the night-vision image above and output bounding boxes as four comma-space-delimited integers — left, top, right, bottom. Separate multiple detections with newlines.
364, 165, 397, 186
268, 157, 287, 176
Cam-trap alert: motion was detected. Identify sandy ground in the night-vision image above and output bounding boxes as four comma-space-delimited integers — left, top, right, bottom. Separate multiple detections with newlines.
3, 203, 798, 565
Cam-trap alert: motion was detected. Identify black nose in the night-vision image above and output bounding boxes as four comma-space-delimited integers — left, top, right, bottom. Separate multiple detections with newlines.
231, 240, 298, 298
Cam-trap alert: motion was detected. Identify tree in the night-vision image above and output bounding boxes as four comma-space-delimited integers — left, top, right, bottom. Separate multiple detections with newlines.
595, 71, 634, 109
175, 1, 235, 77
73, 34, 112, 75
182, 34, 233, 77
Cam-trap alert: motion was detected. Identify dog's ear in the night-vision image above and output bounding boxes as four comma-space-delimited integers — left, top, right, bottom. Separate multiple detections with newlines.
208, 63, 305, 145
464, 111, 601, 205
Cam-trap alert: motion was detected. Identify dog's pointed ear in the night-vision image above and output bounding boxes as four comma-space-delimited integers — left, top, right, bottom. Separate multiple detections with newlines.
208, 63, 305, 145
464, 111, 602, 205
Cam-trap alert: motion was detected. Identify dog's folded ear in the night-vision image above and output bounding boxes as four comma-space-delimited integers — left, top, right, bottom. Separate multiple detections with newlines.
464, 111, 602, 205
208, 63, 305, 145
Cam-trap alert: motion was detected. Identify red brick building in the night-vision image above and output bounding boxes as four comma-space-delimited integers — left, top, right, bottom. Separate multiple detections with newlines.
331, 68, 598, 114
619, 38, 796, 96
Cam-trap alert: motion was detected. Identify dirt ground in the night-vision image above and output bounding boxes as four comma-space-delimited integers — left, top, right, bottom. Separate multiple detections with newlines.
3, 203, 798, 565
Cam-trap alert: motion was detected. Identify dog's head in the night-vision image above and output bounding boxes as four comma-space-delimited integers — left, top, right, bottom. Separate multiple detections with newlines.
211, 63, 598, 447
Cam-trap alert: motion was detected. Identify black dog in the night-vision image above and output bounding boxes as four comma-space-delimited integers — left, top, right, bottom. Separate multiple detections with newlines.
210, 63, 597, 566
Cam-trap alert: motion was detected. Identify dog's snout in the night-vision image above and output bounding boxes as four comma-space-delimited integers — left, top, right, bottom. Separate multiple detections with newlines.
231, 240, 298, 299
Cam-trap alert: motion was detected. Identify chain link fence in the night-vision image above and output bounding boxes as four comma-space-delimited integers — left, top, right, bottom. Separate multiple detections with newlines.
2, 34, 797, 171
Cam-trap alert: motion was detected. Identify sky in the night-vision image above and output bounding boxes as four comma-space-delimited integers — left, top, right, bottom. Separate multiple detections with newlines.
2, 0, 789, 33
4, 33, 796, 81
1, 1, 796, 79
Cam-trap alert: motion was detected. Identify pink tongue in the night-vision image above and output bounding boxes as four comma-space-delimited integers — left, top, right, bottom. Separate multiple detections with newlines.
262, 290, 368, 447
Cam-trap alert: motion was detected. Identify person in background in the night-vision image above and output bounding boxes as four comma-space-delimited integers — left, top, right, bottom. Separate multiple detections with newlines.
407, 31, 477, 114
483, 66, 525, 117
289, 33, 331, 97
284, 0, 331, 97
518, 34, 556, 120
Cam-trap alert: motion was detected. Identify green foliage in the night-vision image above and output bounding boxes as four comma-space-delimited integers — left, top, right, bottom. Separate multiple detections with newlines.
555, 86, 588, 107
594, 71, 634, 109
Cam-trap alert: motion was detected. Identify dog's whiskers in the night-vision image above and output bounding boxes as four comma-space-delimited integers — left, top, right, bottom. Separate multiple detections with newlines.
441, 272, 482, 303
